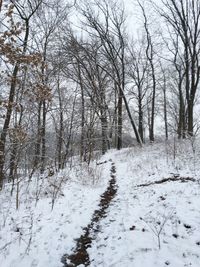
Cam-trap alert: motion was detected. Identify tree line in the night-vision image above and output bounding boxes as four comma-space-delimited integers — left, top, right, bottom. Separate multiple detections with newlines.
0, 0, 200, 188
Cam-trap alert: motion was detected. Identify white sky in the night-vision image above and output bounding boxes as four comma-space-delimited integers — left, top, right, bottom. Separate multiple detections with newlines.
69, 0, 163, 41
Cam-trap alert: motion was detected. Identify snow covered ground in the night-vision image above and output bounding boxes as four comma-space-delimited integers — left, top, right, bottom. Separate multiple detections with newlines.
0, 161, 111, 267
0, 138, 200, 267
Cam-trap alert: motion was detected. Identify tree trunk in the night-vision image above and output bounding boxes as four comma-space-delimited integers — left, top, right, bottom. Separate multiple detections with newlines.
57, 92, 64, 170
117, 91, 123, 150
33, 101, 42, 170
78, 63, 86, 162
0, 64, 19, 188
177, 91, 185, 139
9, 141, 18, 182
187, 99, 194, 136
149, 67, 156, 142
120, 88, 143, 146
41, 100, 46, 173
100, 113, 108, 154
138, 95, 144, 142
163, 77, 168, 140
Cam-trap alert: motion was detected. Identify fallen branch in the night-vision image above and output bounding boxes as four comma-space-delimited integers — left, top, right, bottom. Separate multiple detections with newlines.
137, 176, 196, 187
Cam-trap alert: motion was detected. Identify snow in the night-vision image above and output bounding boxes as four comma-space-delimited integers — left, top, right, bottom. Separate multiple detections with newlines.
1, 138, 200, 267
0, 161, 111, 267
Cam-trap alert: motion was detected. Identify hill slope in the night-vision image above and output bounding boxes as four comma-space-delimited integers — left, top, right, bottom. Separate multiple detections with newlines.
0, 139, 200, 267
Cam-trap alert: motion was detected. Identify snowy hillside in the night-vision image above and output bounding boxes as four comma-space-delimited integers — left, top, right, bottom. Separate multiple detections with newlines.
0, 139, 200, 267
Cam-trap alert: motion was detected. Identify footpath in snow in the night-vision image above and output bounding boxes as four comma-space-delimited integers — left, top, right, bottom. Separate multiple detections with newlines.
62, 161, 118, 266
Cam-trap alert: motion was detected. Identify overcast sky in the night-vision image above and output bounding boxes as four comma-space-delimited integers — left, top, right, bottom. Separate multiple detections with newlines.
69, 0, 162, 40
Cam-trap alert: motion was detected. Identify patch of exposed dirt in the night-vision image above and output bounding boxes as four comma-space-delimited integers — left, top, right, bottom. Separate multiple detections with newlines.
61, 162, 118, 267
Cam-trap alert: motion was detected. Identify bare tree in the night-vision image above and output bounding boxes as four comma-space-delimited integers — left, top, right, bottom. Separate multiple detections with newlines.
77, 0, 142, 147
128, 37, 149, 142
138, 1, 157, 142
0, 0, 43, 187
158, 0, 200, 136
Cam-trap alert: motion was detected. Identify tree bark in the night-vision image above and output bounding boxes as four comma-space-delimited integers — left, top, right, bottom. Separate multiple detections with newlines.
0, 64, 19, 187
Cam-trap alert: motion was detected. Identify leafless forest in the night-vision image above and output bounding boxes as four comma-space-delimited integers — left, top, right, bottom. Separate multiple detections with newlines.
1, 0, 200, 188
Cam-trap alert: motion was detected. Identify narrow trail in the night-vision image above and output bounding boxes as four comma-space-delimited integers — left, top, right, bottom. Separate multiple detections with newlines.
61, 161, 118, 267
